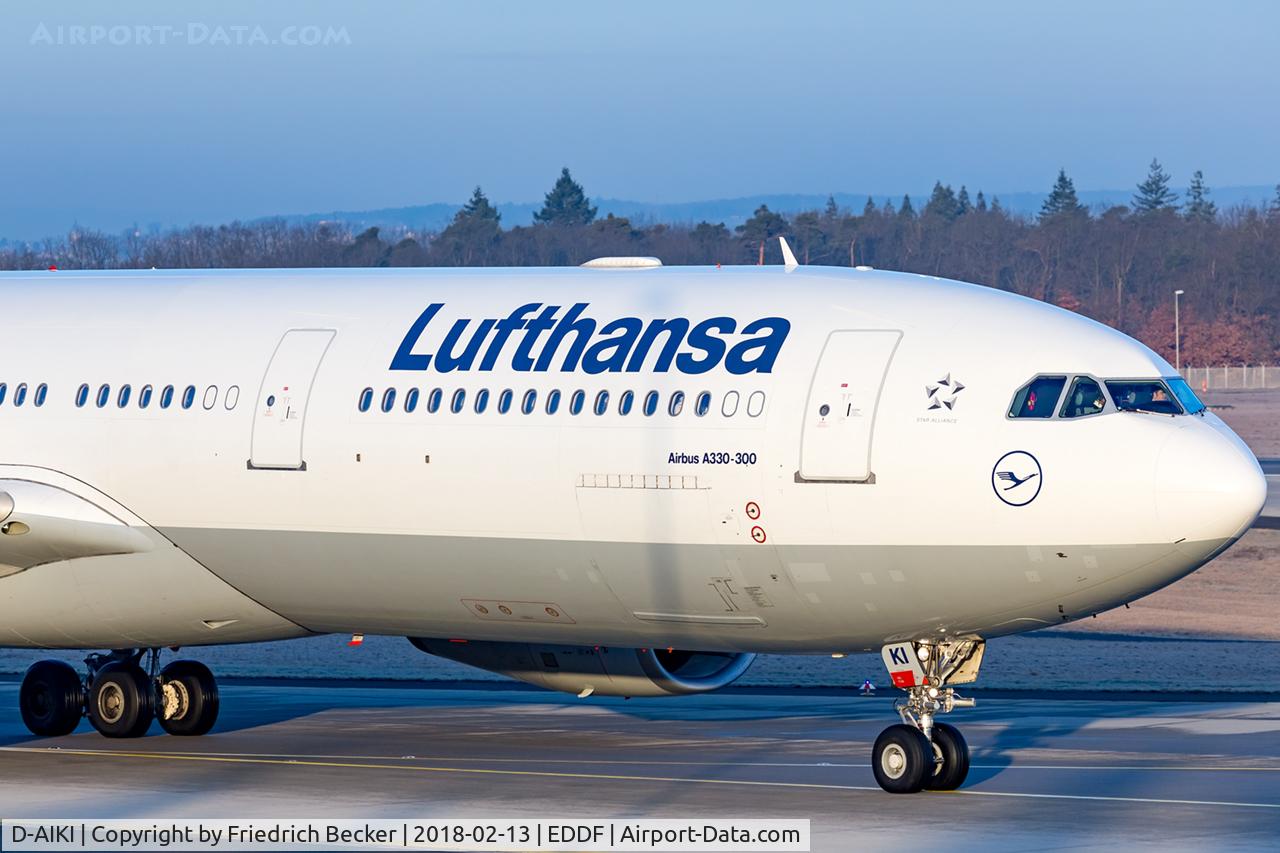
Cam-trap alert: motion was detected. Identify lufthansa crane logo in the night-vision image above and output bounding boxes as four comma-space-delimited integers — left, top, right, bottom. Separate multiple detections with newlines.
991, 451, 1042, 507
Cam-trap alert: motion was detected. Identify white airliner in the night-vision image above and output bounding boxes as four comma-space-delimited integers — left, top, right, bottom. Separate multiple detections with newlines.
1, 242, 1264, 793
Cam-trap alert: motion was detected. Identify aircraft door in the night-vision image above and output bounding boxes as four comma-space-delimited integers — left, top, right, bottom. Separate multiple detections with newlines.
249, 329, 336, 470
799, 330, 902, 482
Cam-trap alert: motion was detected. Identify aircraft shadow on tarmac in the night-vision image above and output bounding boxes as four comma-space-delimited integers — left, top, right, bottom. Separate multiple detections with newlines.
1, 682, 1216, 792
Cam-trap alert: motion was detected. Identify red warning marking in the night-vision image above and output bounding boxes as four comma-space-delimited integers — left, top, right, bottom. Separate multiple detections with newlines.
750, 525, 767, 543
745, 501, 761, 520
890, 670, 917, 688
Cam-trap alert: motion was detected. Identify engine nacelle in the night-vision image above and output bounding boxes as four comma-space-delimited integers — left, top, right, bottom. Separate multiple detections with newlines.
408, 638, 754, 697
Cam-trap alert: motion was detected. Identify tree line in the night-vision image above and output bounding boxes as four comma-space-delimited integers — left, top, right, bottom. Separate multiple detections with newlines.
4, 163, 1280, 366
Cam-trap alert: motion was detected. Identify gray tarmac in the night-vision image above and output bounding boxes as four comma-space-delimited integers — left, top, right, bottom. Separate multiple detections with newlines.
0, 683, 1277, 852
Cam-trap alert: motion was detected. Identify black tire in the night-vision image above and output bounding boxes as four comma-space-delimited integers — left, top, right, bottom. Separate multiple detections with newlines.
19, 660, 84, 737
924, 722, 970, 791
157, 660, 219, 736
87, 663, 154, 738
872, 723, 932, 794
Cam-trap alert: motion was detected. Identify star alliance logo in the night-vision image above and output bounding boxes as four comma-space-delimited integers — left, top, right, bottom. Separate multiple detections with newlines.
925, 373, 965, 410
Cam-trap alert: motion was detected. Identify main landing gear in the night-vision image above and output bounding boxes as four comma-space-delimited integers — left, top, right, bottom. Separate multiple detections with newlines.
19, 649, 219, 739
871, 639, 983, 794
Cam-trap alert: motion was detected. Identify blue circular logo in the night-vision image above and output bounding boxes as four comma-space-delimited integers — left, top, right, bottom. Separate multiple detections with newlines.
991, 451, 1042, 506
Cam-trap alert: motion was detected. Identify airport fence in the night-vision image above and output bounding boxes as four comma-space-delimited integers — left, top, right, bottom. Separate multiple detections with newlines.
1181, 365, 1280, 391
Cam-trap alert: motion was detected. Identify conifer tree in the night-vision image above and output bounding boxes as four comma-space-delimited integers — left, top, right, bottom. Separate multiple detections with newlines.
1183, 170, 1217, 222
898, 194, 916, 219
458, 185, 500, 223
1040, 169, 1086, 220
1133, 158, 1179, 213
864, 196, 877, 216
975, 190, 987, 212
924, 181, 959, 220
534, 167, 597, 226
736, 204, 788, 264
436, 186, 502, 263
824, 195, 839, 219
956, 185, 972, 216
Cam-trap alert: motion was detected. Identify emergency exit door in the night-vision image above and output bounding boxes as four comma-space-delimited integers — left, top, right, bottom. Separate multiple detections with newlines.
799, 330, 902, 482
249, 329, 336, 470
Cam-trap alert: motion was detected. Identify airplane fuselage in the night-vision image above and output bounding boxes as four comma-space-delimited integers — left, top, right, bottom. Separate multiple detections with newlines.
0, 264, 1264, 655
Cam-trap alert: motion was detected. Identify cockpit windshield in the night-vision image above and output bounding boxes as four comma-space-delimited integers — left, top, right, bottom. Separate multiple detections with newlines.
1165, 377, 1206, 414
1105, 380, 1182, 415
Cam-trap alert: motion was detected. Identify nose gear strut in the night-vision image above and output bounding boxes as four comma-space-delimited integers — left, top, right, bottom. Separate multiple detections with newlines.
872, 638, 984, 793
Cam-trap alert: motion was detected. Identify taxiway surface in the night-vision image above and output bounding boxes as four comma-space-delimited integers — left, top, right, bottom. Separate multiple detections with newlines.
0, 683, 1276, 851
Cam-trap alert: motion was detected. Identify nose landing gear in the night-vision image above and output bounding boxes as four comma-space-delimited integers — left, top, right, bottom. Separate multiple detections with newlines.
871, 639, 983, 794
17, 649, 220, 739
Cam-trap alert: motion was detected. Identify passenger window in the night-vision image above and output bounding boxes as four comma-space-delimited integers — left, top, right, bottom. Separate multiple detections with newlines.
203, 385, 218, 410
427, 388, 443, 413
76, 384, 89, 408
721, 390, 740, 417
404, 387, 419, 413
225, 385, 240, 410
497, 389, 513, 414
618, 390, 634, 415
358, 387, 374, 412
181, 385, 196, 410
139, 385, 153, 409
643, 390, 659, 416
593, 390, 609, 415
1009, 375, 1066, 418
695, 391, 712, 416
545, 389, 561, 414
569, 390, 585, 415
34, 383, 48, 407
117, 384, 131, 408
451, 388, 466, 413
746, 391, 766, 417
381, 388, 397, 413
14, 383, 27, 407
1105, 380, 1183, 415
521, 389, 537, 414
96, 384, 110, 408
160, 385, 175, 409
1060, 377, 1106, 418
669, 391, 685, 416
0, 383, 7, 406
474, 388, 490, 413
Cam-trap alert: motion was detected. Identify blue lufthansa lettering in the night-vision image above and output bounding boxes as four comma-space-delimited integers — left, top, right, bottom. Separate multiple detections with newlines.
390, 302, 789, 375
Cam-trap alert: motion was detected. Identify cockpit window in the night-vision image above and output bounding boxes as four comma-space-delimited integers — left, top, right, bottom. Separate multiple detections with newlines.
1008, 375, 1066, 418
1166, 377, 1206, 414
1105, 380, 1183, 415
1060, 377, 1107, 418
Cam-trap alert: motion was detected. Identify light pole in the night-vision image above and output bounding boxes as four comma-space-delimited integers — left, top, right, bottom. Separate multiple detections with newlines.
1174, 289, 1185, 373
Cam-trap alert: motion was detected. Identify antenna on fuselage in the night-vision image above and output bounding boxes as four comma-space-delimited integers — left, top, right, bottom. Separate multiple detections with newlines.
779, 236, 799, 271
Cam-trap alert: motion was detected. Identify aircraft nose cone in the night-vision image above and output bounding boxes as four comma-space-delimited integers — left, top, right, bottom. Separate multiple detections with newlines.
1156, 422, 1265, 543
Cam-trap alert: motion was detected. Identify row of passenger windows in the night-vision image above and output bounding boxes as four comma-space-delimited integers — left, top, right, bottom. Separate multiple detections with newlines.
0, 383, 49, 408
74, 383, 241, 411
1009, 374, 1205, 419
357, 387, 767, 419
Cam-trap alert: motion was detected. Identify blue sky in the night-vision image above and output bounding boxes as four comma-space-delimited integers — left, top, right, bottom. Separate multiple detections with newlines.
2, 1, 1277, 237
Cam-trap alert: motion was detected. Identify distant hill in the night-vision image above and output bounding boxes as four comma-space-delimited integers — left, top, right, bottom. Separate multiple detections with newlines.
269, 186, 1279, 235
3, 186, 1276, 244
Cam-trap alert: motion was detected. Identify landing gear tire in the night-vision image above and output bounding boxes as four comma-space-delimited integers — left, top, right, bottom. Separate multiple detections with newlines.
87, 663, 154, 738
19, 660, 84, 737
157, 660, 219, 736
872, 723, 933, 794
923, 722, 970, 791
